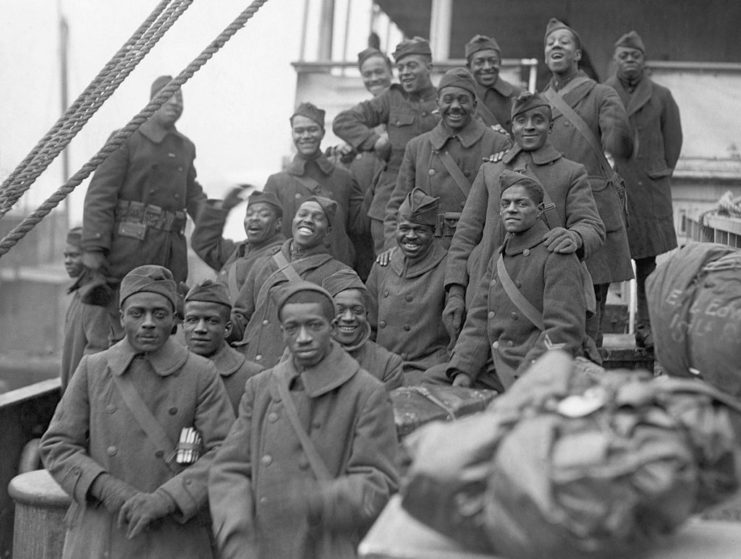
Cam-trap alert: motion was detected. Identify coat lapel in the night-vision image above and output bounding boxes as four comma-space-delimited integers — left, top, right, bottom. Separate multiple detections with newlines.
626, 77, 653, 116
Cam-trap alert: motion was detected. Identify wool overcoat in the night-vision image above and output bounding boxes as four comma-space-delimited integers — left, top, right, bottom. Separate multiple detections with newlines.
605, 74, 683, 259
446, 143, 605, 304
347, 339, 404, 391
40, 338, 235, 559
208, 344, 399, 559
210, 342, 263, 413
473, 77, 522, 134
543, 73, 634, 283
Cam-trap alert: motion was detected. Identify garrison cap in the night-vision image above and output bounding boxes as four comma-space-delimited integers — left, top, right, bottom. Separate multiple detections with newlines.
247, 190, 283, 217
151, 75, 174, 99
120, 265, 178, 310
544, 18, 581, 49
276, 281, 336, 322
614, 30, 645, 53
66, 227, 83, 248
398, 187, 439, 227
357, 47, 391, 70
322, 268, 367, 298
499, 170, 545, 204
291, 102, 325, 129
184, 279, 231, 309
392, 37, 432, 62
301, 195, 337, 224
465, 34, 501, 59
438, 67, 478, 98
511, 91, 552, 119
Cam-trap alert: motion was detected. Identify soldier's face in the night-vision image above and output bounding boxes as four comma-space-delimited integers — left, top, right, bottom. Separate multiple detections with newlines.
333, 289, 368, 347
614, 46, 645, 80
281, 302, 334, 369
243, 202, 282, 244
396, 54, 433, 94
500, 185, 541, 233
360, 55, 393, 97
120, 292, 175, 353
512, 107, 552, 152
291, 115, 325, 157
395, 216, 434, 261
64, 243, 84, 278
545, 29, 581, 74
292, 201, 329, 249
438, 86, 476, 131
153, 89, 183, 128
183, 301, 230, 357
468, 49, 500, 87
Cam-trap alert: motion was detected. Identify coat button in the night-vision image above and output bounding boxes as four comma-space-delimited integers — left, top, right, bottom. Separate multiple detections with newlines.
428, 169, 436, 176
405, 295, 413, 302
255, 354, 263, 361
106, 446, 118, 457
173, 193, 180, 200
259, 496, 268, 504
261, 455, 273, 466
507, 340, 514, 347
169, 407, 178, 415
488, 311, 495, 318
295, 193, 302, 199
403, 325, 411, 331
383, 289, 389, 297
262, 319, 269, 325
421, 111, 428, 116
155, 450, 164, 458
268, 412, 278, 422
105, 404, 116, 414
492, 341, 499, 350
523, 249, 530, 256
511, 312, 518, 319
379, 320, 387, 328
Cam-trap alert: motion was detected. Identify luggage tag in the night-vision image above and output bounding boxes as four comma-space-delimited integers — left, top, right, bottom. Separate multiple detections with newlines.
556, 386, 607, 418
175, 427, 202, 465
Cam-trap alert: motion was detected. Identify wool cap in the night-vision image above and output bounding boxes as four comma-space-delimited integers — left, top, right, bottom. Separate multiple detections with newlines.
465, 34, 501, 59
276, 281, 336, 322
499, 170, 545, 204
615, 30, 645, 53
120, 265, 178, 310
392, 37, 432, 62
544, 18, 581, 49
511, 91, 552, 119
301, 195, 337, 224
357, 47, 391, 70
184, 279, 231, 309
151, 75, 174, 99
322, 268, 366, 298
247, 190, 283, 217
398, 187, 439, 226
66, 227, 83, 248
291, 102, 325, 129
438, 67, 478, 97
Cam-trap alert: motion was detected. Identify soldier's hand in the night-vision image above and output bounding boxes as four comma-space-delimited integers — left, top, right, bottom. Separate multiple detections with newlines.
484, 150, 507, 163
375, 247, 396, 267
373, 136, 391, 161
451, 371, 472, 388
223, 184, 252, 213
491, 124, 508, 136
442, 285, 466, 341
82, 250, 107, 272
118, 489, 177, 539
543, 227, 582, 254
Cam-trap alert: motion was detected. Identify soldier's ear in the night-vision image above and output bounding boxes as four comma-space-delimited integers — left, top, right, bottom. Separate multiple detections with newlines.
224, 320, 233, 339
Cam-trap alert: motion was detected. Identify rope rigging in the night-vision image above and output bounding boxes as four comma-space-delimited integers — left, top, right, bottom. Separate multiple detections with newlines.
0, 0, 194, 218
0, 0, 270, 259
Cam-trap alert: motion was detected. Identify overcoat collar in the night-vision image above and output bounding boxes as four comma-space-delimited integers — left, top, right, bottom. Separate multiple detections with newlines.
276, 342, 360, 398
429, 117, 487, 150
390, 240, 447, 278
210, 342, 247, 377
138, 120, 184, 144
607, 74, 653, 116
108, 337, 189, 377
503, 142, 562, 166
476, 76, 516, 99
503, 220, 549, 256
287, 153, 335, 176
545, 71, 595, 117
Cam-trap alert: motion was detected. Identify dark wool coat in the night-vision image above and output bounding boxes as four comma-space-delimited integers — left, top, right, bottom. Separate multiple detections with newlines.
366, 242, 450, 376
474, 77, 523, 134
446, 143, 605, 304
40, 338, 235, 559
543, 73, 634, 283
605, 74, 683, 259
210, 342, 263, 414
333, 84, 440, 221
231, 240, 355, 368
264, 154, 364, 267
384, 118, 511, 248
450, 221, 586, 389
209, 343, 398, 559
190, 200, 285, 301
82, 123, 206, 284
347, 338, 404, 391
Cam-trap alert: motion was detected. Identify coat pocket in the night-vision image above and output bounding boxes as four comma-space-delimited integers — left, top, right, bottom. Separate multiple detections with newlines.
587, 175, 626, 232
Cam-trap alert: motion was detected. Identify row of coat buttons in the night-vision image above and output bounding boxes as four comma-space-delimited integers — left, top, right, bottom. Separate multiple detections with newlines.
105, 404, 178, 415
378, 321, 411, 331
381, 290, 414, 301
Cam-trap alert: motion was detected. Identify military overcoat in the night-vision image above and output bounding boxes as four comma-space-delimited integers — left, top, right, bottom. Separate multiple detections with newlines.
474, 77, 522, 134
210, 342, 263, 413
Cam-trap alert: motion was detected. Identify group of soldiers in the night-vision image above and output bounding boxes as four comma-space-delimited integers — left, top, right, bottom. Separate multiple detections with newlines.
41, 17, 682, 559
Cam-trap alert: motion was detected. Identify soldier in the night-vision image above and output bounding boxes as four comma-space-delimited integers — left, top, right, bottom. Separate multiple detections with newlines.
264, 102, 362, 268
60, 227, 111, 393
605, 31, 683, 349
465, 34, 522, 134
542, 18, 634, 347
191, 190, 285, 301
333, 37, 439, 254
366, 189, 449, 384
40, 265, 234, 559
183, 280, 263, 413
428, 171, 587, 391
384, 67, 510, 251
209, 281, 398, 559
230, 196, 360, 368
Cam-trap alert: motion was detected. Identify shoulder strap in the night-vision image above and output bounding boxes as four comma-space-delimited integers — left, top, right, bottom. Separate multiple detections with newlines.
111, 373, 179, 473
543, 87, 613, 177
438, 150, 471, 197
475, 94, 499, 127
272, 251, 302, 283
496, 253, 544, 331
538, 184, 560, 229
274, 373, 332, 481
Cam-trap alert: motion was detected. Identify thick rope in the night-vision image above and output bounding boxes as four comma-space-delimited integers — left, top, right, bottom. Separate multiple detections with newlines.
0, 0, 193, 218
0, 0, 270, 258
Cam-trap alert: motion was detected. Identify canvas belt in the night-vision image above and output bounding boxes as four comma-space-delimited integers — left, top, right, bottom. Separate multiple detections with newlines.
116, 200, 186, 233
